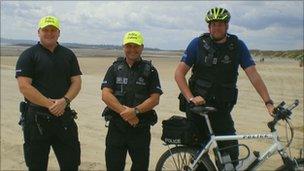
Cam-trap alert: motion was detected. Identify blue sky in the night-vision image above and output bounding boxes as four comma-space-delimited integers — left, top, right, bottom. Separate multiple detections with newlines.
1, 1, 303, 50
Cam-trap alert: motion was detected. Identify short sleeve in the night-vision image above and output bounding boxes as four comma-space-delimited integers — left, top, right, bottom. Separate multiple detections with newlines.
101, 65, 116, 90
69, 51, 82, 76
180, 37, 199, 67
15, 49, 34, 78
148, 67, 163, 95
238, 40, 255, 69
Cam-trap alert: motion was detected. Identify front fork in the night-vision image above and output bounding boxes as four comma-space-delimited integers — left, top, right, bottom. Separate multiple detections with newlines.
278, 147, 300, 170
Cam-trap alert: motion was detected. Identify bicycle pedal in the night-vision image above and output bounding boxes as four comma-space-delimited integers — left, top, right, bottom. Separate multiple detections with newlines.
253, 151, 260, 158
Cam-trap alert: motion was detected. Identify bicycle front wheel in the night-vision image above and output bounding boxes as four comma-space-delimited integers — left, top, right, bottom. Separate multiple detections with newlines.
155, 146, 216, 171
275, 158, 304, 171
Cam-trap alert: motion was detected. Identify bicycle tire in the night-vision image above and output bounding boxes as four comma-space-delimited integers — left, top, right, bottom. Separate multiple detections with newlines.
275, 158, 304, 171
155, 146, 216, 171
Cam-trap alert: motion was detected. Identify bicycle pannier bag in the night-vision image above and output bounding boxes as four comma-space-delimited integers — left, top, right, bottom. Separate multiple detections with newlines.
161, 115, 201, 145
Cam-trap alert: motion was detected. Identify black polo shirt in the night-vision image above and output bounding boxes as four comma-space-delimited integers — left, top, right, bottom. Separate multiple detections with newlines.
101, 58, 163, 96
15, 42, 82, 99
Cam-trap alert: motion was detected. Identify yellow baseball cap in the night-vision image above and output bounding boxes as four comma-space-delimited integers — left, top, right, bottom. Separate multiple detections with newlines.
38, 16, 60, 29
123, 31, 144, 45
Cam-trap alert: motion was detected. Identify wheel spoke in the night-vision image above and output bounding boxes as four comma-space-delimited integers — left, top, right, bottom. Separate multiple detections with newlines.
171, 155, 178, 169
163, 151, 192, 170
156, 147, 214, 171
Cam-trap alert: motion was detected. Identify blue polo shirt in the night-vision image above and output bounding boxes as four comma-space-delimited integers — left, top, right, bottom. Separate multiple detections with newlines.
181, 36, 255, 69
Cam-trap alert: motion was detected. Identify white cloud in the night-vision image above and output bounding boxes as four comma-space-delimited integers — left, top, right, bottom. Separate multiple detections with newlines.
1, 1, 303, 50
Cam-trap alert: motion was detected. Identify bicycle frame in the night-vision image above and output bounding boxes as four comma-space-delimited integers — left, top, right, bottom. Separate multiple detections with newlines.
188, 113, 289, 170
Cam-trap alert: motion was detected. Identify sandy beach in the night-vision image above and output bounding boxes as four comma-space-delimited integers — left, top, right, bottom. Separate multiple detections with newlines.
1, 51, 303, 170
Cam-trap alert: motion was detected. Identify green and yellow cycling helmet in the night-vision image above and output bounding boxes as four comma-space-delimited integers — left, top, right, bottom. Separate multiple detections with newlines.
205, 7, 231, 23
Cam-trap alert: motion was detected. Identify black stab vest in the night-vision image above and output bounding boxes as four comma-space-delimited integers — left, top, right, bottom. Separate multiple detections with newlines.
189, 33, 240, 103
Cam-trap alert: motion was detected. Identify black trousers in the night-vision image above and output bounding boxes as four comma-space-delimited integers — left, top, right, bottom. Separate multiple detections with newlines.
186, 101, 239, 167
23, 107, 80, 171
105, 120, 151, 171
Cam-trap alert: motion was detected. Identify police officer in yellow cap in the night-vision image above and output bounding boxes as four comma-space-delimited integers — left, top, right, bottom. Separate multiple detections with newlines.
101, 31, 163, 171
15, 16, 82, 170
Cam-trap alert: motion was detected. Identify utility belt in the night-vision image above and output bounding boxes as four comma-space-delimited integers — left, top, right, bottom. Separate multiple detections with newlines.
101, 106, 157, 128
179, 78, 238, 113
27, 102, 54, 120
18, 101, 78, 130
179, 93, 236, 114
28, 102, 77, 119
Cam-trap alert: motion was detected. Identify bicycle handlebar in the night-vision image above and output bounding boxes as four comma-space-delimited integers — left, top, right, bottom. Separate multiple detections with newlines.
267, 99, 299, 132
188, 99, 299, 133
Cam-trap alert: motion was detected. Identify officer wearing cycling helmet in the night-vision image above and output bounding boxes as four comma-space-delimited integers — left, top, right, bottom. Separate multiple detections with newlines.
101, 31, 163, 171
175, 7, 275, 166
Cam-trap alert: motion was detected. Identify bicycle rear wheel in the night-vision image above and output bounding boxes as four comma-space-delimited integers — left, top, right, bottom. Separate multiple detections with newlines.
155, 146, 216, 171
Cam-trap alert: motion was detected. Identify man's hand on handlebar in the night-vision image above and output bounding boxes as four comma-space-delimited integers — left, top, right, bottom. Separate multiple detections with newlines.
189, 96, 205, 106
266, 104, 275, 117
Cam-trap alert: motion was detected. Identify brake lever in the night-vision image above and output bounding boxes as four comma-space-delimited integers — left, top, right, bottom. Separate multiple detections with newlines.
286, 99, 299, 111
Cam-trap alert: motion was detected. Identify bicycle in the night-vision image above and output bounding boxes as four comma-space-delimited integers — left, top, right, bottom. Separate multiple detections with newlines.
156, 100, 304, 170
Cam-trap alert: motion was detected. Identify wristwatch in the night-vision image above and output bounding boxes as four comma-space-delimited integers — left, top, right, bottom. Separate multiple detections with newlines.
133, 107, 140, 116
63, 96, 71, 106
265, 99, 274, 106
